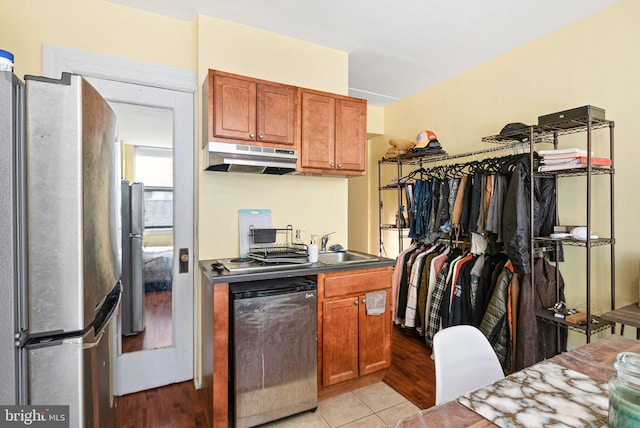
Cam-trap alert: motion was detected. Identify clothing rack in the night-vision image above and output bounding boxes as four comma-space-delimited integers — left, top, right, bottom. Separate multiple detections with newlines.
379, 141, 534, 256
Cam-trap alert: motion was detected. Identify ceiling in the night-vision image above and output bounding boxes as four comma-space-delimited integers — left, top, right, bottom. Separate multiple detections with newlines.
107, 0, 619, 107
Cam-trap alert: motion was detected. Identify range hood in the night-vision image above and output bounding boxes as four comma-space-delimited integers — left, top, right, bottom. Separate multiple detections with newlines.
204, 141, 298, 175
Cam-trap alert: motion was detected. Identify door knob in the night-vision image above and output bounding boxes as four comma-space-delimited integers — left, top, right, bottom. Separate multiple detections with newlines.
179, 248, 189, 273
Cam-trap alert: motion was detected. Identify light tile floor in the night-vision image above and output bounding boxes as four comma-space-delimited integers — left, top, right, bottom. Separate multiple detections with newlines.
265, 382, 421, 428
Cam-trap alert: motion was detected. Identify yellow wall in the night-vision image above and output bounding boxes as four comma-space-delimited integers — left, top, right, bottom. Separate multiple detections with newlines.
1, 0, 196, 78
196, 15, 351, 260
373, 0, 638, 346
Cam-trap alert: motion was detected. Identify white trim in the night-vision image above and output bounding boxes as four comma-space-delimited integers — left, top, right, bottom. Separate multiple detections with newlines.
42, 44, 197, 93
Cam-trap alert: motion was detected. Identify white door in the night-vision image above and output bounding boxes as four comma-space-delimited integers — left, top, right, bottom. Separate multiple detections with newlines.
42, 46, 196, 394
94, 78, 194, 394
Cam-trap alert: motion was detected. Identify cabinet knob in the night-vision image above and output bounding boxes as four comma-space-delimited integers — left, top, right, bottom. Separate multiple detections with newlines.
330, 162, 336, 168
361, 298, 366, 304
258, 134, 264, 139
249, 133, 256, 138
354, 300, 359, 305
337, 164, 343, 169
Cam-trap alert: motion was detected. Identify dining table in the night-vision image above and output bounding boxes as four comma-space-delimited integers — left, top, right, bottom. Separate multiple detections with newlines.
395, 335, 640, 427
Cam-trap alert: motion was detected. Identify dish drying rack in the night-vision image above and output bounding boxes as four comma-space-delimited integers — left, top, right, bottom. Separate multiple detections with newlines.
247, 225, 308, 263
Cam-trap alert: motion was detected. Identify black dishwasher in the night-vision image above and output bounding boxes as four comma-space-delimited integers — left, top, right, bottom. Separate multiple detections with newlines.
229, 277, 318, 428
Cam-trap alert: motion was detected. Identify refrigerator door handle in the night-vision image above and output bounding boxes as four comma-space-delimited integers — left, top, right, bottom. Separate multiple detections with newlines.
24, 282, 122, 349
93, 281, 122, 336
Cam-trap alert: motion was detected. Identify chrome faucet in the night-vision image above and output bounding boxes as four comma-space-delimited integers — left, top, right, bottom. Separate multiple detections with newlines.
320, 232, 335, 252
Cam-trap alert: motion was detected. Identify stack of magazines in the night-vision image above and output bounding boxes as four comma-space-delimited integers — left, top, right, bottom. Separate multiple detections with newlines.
538, 148, 611, 172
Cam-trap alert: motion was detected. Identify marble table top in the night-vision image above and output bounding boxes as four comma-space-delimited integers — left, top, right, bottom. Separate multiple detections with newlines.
458, 361, 608, 428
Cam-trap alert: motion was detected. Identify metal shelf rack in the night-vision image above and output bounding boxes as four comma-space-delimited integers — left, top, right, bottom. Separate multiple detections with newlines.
483, 113, 616, 343
378, 111, 615, 344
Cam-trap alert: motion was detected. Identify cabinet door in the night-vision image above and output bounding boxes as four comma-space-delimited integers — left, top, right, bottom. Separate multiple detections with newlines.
257, 83, 296, 146
322, 297, 359, 386
358, 290, 392, 376
335, 98, 366, 172
213, 74, 257, 142
300, 91, 335, 170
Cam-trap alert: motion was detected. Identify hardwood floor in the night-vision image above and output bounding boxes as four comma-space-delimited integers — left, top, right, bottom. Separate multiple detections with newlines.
383, 325, 436, 410
114, 381, 210, 428
122, 290, 173, 353
115, 326, 435, 427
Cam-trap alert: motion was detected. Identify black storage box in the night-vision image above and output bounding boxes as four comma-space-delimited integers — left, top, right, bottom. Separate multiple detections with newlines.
538, 105, 605, 128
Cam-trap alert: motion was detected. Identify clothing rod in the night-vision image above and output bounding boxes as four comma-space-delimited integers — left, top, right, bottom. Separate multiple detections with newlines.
388, 141, 531, 166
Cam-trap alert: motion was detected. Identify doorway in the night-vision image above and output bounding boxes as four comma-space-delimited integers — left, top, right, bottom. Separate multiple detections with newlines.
43, 45, 196, 395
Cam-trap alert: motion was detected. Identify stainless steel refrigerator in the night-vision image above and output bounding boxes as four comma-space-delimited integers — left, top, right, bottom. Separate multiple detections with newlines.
0, 70, 121, 428
121, 180, 145, 336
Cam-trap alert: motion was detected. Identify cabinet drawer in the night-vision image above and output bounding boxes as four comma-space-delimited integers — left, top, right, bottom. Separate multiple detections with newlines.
324, 268, 392, 299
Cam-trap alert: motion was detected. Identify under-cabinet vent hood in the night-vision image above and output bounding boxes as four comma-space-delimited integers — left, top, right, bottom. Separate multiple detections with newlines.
204, 141, 297, 175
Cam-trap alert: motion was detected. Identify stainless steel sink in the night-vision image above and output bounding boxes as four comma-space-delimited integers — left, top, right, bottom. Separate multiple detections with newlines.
317, 250, 378, 265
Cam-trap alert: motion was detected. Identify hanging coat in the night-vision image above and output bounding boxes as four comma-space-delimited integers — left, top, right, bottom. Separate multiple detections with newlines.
515, 257, 567, 371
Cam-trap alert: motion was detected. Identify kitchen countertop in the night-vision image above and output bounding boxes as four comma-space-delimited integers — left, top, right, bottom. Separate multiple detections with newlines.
199, 255, 395, 284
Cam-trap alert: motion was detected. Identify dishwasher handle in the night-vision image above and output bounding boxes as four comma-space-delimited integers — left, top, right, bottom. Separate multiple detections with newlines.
231, 282, 316, 300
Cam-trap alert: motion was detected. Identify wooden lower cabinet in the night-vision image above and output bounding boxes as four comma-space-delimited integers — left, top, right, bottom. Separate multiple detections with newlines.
359, 292, 392, 375
320, 268, 392, 389
322, 296, 360, 386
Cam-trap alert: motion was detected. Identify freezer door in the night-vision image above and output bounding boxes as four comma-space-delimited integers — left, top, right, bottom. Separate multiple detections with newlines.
27, 318, 115, 428
25, 74, 119, 334
27, 282, 120, 428
233, 288, 318, 428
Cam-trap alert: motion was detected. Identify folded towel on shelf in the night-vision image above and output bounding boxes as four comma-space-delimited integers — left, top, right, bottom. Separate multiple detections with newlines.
365, 291, 386, 316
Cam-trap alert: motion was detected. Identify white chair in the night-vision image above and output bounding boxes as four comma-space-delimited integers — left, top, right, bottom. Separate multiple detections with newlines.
433, 325, 505, 405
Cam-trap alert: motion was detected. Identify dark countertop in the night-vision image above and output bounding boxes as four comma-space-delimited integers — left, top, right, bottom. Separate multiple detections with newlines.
199, 256, 395, 284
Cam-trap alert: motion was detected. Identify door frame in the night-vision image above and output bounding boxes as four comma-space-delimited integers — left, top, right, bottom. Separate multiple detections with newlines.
42, 44, 197, 395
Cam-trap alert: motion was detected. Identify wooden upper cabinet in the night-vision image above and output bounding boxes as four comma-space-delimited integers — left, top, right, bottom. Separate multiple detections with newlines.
336, 98, 367, 172
257, 83, 297, 145
213, 74, 257, 142
205, 70, 297, 147
299, 89, 367, 176
300, 91, 335, 170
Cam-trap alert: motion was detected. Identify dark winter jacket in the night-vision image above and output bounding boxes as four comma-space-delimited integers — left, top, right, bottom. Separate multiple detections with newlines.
502, 156, 531, 274
480, 263, 515, 370
502, 154, 559, 275
515, 257, 567, 371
